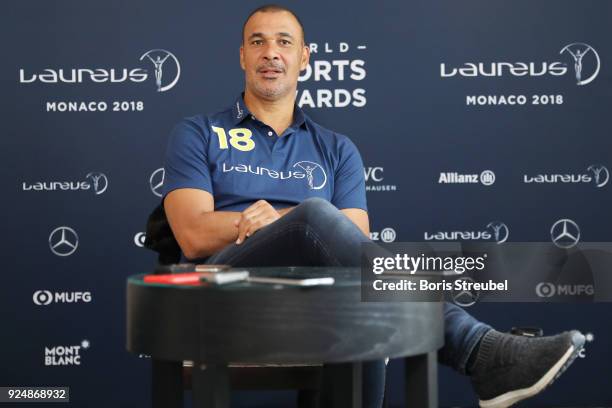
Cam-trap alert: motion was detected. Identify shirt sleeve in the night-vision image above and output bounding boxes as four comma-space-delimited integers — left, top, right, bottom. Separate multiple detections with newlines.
331, 136, 368, 211
161, 117, 213, 198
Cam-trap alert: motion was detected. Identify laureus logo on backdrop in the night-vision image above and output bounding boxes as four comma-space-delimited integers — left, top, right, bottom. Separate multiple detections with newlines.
524, 165, 609, 188
45, 340, 90, 366
438, 170, 495, 186
425, 221, 509, 243
139, 49, 181, 92
20, 49, 180, 112
49, 226, 79, 256
297, 41, 367, 108
364, 167, 398, 192
440, 42, 600, 107
22, 172, 108, 195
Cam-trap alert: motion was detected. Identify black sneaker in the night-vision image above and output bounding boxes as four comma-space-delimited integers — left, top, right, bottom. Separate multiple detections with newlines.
469, 329, 585, 408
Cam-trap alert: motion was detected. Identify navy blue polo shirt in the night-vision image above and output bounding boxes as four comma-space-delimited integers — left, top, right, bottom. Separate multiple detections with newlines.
162, 95, 367, 212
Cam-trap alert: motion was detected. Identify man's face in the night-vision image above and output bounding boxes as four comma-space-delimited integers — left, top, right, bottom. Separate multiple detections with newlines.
240, 11, 309, 101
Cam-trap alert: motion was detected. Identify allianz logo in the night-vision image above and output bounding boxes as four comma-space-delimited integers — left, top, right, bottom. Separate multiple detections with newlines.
425, 222, 509, 243
22, 172, 108, 195
439, 170, 495, 186
222, 161, 327, 190
523, 165, 609, 188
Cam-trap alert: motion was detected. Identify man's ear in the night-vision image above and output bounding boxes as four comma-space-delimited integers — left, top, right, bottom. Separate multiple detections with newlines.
300, 44, 310, 71
240, 45, 245, 70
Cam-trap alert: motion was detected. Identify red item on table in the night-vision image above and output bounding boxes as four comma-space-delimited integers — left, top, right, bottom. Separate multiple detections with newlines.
143, 272, 202, 285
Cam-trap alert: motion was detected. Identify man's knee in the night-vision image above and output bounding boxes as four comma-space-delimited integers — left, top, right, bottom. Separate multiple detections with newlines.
293, 197, 340, 225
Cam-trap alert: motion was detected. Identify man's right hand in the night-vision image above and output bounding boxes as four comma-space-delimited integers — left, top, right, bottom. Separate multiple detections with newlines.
235, 200, 281, 244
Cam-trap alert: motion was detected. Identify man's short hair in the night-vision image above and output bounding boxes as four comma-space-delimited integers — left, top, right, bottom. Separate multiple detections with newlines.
242, 4, 306, 44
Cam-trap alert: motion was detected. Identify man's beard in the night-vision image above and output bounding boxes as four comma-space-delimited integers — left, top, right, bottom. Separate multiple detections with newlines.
247, 76, 292, 100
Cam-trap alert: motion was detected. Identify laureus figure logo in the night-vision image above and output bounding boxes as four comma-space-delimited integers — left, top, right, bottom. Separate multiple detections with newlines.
560, 43, 600, 86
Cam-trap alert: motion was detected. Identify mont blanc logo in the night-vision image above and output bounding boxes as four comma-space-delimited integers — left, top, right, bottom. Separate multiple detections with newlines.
19, 49, 180, 92
293, 161, 327, 190
22, 172, 108, 195
535, 282, 594, 298
370, 227, 397, 243
45, 340, 90, 366
550, 219, 580, 248
139, 49, 181, 92
49, 226, 78, 256
441, 42, 599, 86
560, 43, 600, 86
134, 232, 146, 247
425, 221, 508, 243
33, 290, 92, 305
438, 170, 495, 186
150, 168, 165, 197
364, 167, 397, 192
523, 165, 609, 188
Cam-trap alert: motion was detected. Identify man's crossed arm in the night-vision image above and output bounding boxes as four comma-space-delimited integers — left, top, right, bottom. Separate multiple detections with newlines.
163, 188, 370, 260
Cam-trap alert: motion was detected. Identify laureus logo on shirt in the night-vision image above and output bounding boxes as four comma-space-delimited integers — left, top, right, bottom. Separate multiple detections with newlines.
221, 161, 327, 190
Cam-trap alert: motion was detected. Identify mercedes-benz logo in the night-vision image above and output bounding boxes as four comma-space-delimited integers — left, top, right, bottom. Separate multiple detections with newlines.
49, 226, 79, 256
139, 49, 181, 92
486, 221, 509, 244
480, 170, 495, 186
587, 164, 609, 188
293, 161, 327, 190
150, 168, 165, 197
33, 290, 53, 305
85, 172, 108, 195
452, 277, 480, 307
550, 219, 580, 248
535, 282, 556, 298
560, 43, 600, 86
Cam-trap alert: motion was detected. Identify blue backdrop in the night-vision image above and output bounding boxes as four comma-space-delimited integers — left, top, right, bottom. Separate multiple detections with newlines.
2, 0, 611, 406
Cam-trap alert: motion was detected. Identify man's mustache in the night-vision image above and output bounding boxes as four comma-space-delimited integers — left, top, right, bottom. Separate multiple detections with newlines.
256, 63, 286, 73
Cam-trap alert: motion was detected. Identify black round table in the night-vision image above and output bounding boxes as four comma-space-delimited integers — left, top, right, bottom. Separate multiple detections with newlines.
126, 267, 444, 407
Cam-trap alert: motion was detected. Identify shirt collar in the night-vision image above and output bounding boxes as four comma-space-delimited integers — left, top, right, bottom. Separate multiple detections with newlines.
232, 95, 250, 125
232, 94, 307, 130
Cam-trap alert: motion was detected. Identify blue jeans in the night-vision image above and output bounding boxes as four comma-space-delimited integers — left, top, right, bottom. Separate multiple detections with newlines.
204, 198, 492, 407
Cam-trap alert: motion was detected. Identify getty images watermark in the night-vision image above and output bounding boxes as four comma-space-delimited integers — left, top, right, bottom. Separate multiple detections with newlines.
360, 242, 612, 305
